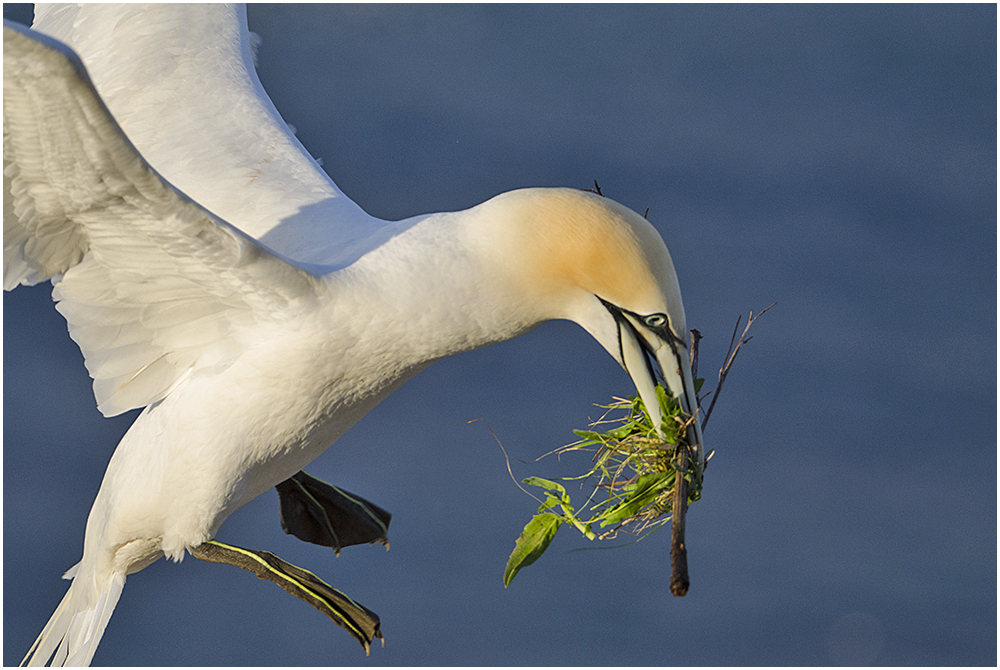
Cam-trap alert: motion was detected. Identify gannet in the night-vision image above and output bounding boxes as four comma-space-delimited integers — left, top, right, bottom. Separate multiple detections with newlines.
4, 4, 704, 666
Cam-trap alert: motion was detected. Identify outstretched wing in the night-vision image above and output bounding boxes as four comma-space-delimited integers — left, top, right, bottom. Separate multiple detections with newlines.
4, 21, 320, 417
29, 4, 382, 267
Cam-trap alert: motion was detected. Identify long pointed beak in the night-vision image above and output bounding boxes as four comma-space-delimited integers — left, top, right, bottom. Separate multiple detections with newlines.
618, 315, 705, 473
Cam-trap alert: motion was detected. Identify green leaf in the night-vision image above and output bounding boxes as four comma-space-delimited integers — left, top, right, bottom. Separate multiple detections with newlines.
655, 383, 670, 411
694, 377, 705, 394
571, 429, 604, 445
597, 471, 675, 526
523, 477, 571, 506
503, 513, 562, 587
537, 493, 561, 513
522, 476, 594, 540
603, 423, 642, 440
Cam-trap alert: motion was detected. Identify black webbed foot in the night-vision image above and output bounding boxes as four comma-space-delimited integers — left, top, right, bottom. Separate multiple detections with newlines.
189, 540, 384, 653
276, 471, 391, 554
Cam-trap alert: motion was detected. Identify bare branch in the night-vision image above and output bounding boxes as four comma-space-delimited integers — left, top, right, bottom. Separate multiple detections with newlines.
669, 441, 691, 596
701, 303, 775, 431
689, 328, 701, 379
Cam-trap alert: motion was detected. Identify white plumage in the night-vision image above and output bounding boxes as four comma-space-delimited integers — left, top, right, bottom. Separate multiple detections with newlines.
4, 4, 702, 665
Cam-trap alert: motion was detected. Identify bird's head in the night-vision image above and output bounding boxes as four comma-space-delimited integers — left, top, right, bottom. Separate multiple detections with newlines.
475, 187, 704, 465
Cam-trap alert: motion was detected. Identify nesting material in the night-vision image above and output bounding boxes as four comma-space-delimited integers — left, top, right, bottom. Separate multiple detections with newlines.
503, 384, 709, 588
504, 306, 772, 591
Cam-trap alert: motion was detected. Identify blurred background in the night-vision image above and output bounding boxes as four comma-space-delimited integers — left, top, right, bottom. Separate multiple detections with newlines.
4, 4, 995, 666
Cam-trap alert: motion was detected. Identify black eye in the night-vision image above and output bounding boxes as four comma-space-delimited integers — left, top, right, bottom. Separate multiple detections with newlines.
644, 313, 668, 328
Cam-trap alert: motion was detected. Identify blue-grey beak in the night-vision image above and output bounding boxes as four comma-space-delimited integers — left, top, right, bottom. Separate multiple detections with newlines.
611, 308, 705, 473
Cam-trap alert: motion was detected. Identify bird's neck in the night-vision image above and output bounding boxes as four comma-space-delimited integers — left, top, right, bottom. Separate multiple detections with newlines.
319, 208, 544, 375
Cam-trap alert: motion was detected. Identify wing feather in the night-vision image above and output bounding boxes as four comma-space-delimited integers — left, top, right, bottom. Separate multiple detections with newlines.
30, 4, 385, 267
3, 21, 320, 417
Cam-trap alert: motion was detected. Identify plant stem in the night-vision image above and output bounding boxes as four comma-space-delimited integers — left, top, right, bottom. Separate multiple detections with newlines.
669, 443, 690, 596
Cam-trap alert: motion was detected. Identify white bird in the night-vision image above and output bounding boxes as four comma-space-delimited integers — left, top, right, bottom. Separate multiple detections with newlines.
4, 4, 704, 666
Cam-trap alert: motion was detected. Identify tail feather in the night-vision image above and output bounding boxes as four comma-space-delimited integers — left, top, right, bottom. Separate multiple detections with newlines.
22, 571, 125, 667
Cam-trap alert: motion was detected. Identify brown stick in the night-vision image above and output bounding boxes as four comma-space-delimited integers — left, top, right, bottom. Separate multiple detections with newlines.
669, 443, 690, 596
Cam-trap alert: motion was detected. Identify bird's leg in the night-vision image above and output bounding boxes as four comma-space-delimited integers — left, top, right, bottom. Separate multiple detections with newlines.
189, 540, 384, 653
275, 471, 391, 554
190, 473, 393, 651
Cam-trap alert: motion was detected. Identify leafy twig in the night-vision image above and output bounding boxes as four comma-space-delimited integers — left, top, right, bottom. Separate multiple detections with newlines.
502, 306, 773, 592
503, 388, 696, 587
